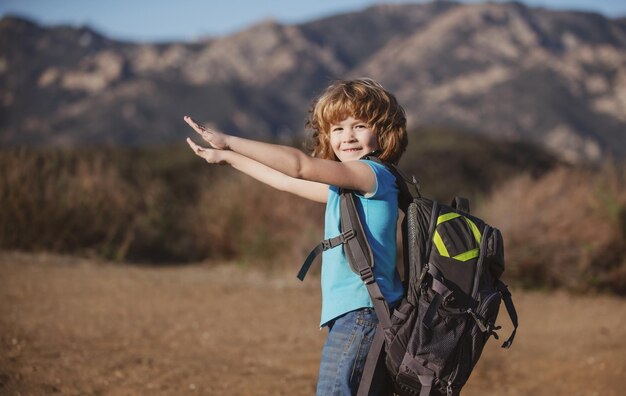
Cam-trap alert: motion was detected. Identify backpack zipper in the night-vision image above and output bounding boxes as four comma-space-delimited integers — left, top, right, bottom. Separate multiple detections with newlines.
471, 225, 491, 298
446, 317, 469, 391
448, 226, 495, 391
447, 225, 491, 395
467, 308, 488, 333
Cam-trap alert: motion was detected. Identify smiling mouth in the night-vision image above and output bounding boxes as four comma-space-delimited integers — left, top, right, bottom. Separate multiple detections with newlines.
342, 148, 362, 152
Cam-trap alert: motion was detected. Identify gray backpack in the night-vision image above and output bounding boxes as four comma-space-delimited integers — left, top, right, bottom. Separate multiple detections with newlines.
298, 157, 518, 395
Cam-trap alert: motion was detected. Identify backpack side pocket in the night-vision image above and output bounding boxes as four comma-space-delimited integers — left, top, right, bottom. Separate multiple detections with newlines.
385, 299, 417, 374
470, 289, 502, 366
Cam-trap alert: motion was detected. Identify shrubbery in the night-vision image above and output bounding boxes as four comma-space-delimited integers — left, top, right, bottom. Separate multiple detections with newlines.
2, 130, 624, 294
478, 163, 626, 294
0, 145, 323, 265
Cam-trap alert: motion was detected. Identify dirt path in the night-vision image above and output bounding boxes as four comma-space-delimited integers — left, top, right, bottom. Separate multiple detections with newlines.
1, 252, 625, 395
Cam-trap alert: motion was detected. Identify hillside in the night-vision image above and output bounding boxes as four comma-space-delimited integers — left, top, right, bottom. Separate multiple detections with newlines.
1, 1, 625, 162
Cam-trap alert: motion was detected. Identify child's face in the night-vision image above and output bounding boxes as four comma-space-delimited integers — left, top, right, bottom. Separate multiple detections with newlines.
329, 116, 379, 162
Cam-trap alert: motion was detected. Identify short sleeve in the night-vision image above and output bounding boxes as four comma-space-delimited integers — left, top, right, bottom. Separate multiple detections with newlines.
359, 160, 397, 200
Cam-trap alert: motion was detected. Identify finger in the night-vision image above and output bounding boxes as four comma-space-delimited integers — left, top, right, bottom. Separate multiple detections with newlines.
188, 122, 214, 143
186, 138, 207, 155
198, 128, 213, 140
184, 116, 205, 135
184, 115, 208, 133
186, 137, 199, 149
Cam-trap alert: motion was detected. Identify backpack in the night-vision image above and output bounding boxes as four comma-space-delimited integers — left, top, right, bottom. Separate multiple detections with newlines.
297, 157, 518, 396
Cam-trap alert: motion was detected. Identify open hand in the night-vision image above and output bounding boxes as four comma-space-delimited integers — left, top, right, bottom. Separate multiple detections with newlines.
186, 138, 228, 165
184, 116, 229, 150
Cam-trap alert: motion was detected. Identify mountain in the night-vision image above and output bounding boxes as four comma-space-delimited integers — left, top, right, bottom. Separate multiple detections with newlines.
1, 1, 625, 162
353, 1, 626, 162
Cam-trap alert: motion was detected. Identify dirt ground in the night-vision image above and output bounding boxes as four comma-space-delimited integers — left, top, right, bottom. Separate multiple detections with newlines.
1, 252, 625, 396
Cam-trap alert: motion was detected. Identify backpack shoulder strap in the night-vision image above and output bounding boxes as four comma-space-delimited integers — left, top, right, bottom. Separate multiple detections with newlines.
356, 324, 386, 396
340, 191, 392, 329
496, 280, 519, 348
361, 156, 421, 210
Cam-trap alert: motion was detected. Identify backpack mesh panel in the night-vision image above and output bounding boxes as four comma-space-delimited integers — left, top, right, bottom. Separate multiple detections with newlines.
410, 292, 469, 376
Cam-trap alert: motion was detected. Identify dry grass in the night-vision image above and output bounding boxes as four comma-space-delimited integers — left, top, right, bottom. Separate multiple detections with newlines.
184, 175, 324, 269
478, 163, 626, 294
1, 140, 625, 294
0, 146, 323, 267
0, 148, 139, 258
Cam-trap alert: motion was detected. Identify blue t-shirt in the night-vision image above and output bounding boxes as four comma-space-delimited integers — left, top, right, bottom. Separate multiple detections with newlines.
320, 160, 404, 327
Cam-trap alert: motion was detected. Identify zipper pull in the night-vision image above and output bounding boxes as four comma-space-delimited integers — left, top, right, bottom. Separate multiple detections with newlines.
467, 308, 488, 333
447, 381, 453, 396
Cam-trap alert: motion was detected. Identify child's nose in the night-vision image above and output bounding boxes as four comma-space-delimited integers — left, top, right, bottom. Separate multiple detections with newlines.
343, 128, 357, 140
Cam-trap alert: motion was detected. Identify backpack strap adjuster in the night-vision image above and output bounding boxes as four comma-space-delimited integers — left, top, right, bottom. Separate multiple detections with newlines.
359, 266, 375, 284
322, 229, 356, 251
297, 229, 357, 281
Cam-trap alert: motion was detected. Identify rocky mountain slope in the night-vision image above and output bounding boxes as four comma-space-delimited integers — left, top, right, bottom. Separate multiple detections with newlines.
1, 0, 624, 162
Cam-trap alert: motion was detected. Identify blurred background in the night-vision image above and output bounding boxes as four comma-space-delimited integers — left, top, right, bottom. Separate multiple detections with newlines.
1, 0, 625, 289
1, 0, 625, 394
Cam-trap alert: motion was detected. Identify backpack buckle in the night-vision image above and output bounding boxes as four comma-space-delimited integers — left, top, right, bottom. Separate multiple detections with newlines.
322, 229, 356, 251
321, 239, 332, 250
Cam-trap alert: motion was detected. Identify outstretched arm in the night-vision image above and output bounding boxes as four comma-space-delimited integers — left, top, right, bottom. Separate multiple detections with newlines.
186, 138, 328, 203
184, 116, 376, 195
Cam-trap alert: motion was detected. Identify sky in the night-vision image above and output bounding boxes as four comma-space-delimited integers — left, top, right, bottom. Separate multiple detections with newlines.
1, 0, 625, 43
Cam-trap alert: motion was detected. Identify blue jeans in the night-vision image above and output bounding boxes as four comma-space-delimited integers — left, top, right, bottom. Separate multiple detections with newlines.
316, 308, 392, 396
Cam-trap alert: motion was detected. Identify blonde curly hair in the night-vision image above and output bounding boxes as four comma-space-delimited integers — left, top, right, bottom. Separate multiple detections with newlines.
305, 78, 407, 165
